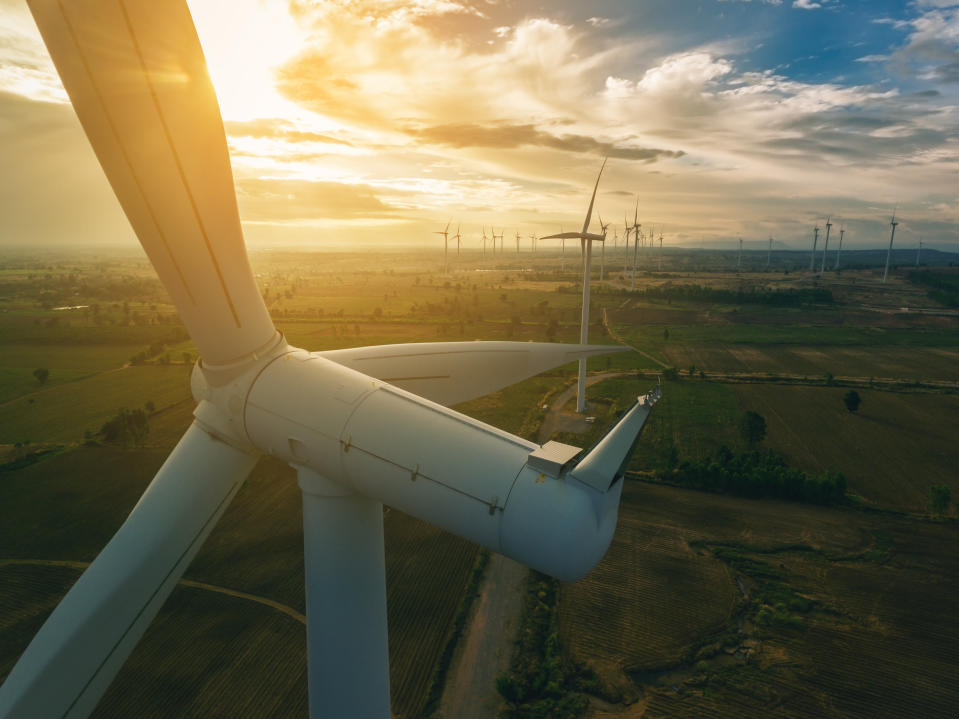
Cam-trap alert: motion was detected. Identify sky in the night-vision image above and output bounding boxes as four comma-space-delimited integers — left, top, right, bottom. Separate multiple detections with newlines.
1, 0, 958, 251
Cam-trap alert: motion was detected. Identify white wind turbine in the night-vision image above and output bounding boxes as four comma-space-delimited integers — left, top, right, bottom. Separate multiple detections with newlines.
539, 159, 609, 414
883, 209, 899, 284
435, 220, 451, 273
482, 226, 489, 255
494, 227, 504, 254
809, 224, 820, 272
630, 200, 641, 291
0, 4, 661, 718
515, 229, 522, 253
598, 214, 610, 281
820, 217, 832, 274
834, 225, 845, 270
453, 223, 461, 256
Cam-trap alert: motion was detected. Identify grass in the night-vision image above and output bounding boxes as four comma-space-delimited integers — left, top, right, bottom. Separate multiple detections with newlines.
0, 365, 193, 444
733, 384, 959, 513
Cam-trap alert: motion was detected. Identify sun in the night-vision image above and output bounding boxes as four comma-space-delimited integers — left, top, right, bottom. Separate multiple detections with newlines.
187, 0, 307, 122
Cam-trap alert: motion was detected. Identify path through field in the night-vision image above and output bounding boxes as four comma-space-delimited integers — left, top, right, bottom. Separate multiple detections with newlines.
437, 370, 632, 718
0, 558, 306, 624
436, 554, 527, 719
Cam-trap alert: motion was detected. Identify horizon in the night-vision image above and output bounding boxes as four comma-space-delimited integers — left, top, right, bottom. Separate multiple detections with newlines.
2, 0, 958, 249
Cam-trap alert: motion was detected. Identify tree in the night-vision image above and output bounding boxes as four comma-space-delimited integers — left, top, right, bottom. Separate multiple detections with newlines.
663, 327, 670, 341
929, 484, 952, 515
33, 367, 49, 385
739, 410, 767, 446
99, 408, 149, 448
843, 390, 861, 413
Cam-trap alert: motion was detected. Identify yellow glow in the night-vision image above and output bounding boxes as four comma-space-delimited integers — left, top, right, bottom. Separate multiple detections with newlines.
187, 0, 307, 121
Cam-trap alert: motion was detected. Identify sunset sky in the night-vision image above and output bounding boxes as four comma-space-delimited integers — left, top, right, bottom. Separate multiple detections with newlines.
1, 0, 958, 251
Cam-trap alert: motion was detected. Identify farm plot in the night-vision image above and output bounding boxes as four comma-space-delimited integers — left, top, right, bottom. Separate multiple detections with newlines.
734, 384, 959, 512
562, 482, 959, 718
0, 364, 192, 444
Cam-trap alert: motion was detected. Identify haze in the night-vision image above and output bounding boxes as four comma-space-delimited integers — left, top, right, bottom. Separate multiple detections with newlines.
1, 0, 957, 250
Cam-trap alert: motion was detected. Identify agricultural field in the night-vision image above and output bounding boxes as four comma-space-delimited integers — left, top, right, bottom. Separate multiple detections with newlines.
3, 247, 958, 718
733, 384, 959, 513
559, 481, 959, 718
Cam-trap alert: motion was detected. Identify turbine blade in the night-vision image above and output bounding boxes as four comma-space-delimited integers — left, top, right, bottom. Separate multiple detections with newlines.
319, 341, 628, 406
28, 0, 275, 366
540, 232, 583, 240
570, 386, 661, 491
0, 423, 258, 719
582, 157, 607, 234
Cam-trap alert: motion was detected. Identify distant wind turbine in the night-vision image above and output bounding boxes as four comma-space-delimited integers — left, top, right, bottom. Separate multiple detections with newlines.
493, 228, 504, 254
916, 235, 922, 266
453, 224, 461, 256
598, 214, 610, 281
737, 237, 743, 273
883, 209, 899, 284
630, 199, 640, 291
435, 220, 451, 273
482, 227, 488, 256
834, 225, 845, 270
820, 217, 832, 274
540, 158, 608, 413
809, 225, 820, 272
766, 237, 773, 271
515, 230, 521, 253
658, 231, 664, 272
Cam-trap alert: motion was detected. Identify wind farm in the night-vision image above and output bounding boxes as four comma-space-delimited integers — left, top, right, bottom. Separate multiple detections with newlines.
3, 1, 959, 719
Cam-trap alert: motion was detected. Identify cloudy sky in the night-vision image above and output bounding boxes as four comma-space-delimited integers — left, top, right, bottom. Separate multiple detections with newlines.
1, 0, 958, 250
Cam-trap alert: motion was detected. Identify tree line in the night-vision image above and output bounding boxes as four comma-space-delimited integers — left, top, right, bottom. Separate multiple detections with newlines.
660, 446, 847, 505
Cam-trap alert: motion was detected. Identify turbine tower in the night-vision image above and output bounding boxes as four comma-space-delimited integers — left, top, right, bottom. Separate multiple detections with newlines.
623, 212, 632, 275
435, 220, 451, 273
515, 230, 521, 253
482, 226, 488, 256
0, 6, 661, 719
820, 217, 832, 274
630, 199, 640, 291
883, 210, 899, 284
539, 159, 608, 414
809, 225, 820, 272
766, 237, 773, 271
737, 237, 743, 273
659, 231, 664, 272
916, 236, 922, 266
834, 226, 845, 270
453, 224, 461, 256
494, 228, 504, 254
598, 214, 611, 281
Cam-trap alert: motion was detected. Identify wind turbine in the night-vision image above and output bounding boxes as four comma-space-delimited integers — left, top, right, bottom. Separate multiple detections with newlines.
883, 209, 899, 284
916, 235, 922, 266
809, 224, 820, 272
435, 220, 451, 273
530, 233, 537, 252
494, 228, 504, 254
0, 5, 661, 718
482, 226, 488, 256
630, 200, 640, 290
539, 159, 608, 414
820, 217, 832, 274
598, 214, 611, 281
658, 231, 664, 272
623, 212, 632, 275
737, 237, 743, 273
453, 224, 461, 256
515, 229, 521, 253
834, 225, 845, 270
766, 237, 773, 271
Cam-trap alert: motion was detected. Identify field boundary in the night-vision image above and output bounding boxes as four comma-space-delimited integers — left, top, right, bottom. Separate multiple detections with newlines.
0, 559, 306, 624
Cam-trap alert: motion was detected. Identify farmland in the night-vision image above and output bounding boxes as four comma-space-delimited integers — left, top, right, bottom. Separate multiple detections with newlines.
2, 246, 958, 717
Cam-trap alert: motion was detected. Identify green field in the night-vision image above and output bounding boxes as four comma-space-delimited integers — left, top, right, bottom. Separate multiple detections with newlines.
3, 249, 959, 718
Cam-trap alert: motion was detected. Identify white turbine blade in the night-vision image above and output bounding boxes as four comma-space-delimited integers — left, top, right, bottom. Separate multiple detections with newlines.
319, 341, 628, 406
581, 157, 607, 234
28, 0, 275, 366
0, 423, 258, 719
540, 231, 583, 240
570, 388, 660, 491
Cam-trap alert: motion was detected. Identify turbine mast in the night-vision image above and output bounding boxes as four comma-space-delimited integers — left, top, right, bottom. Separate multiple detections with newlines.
820, 218, 832, 274
766, 237, 773, 271
883, 211, 899, 284
834, 226, 845, 270
809, 225, 820, 272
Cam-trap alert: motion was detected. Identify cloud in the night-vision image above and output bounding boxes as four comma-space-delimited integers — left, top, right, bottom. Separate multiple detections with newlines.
236, 177, 395, 221
410, 122, 685, 162
887, 5, 959, 84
